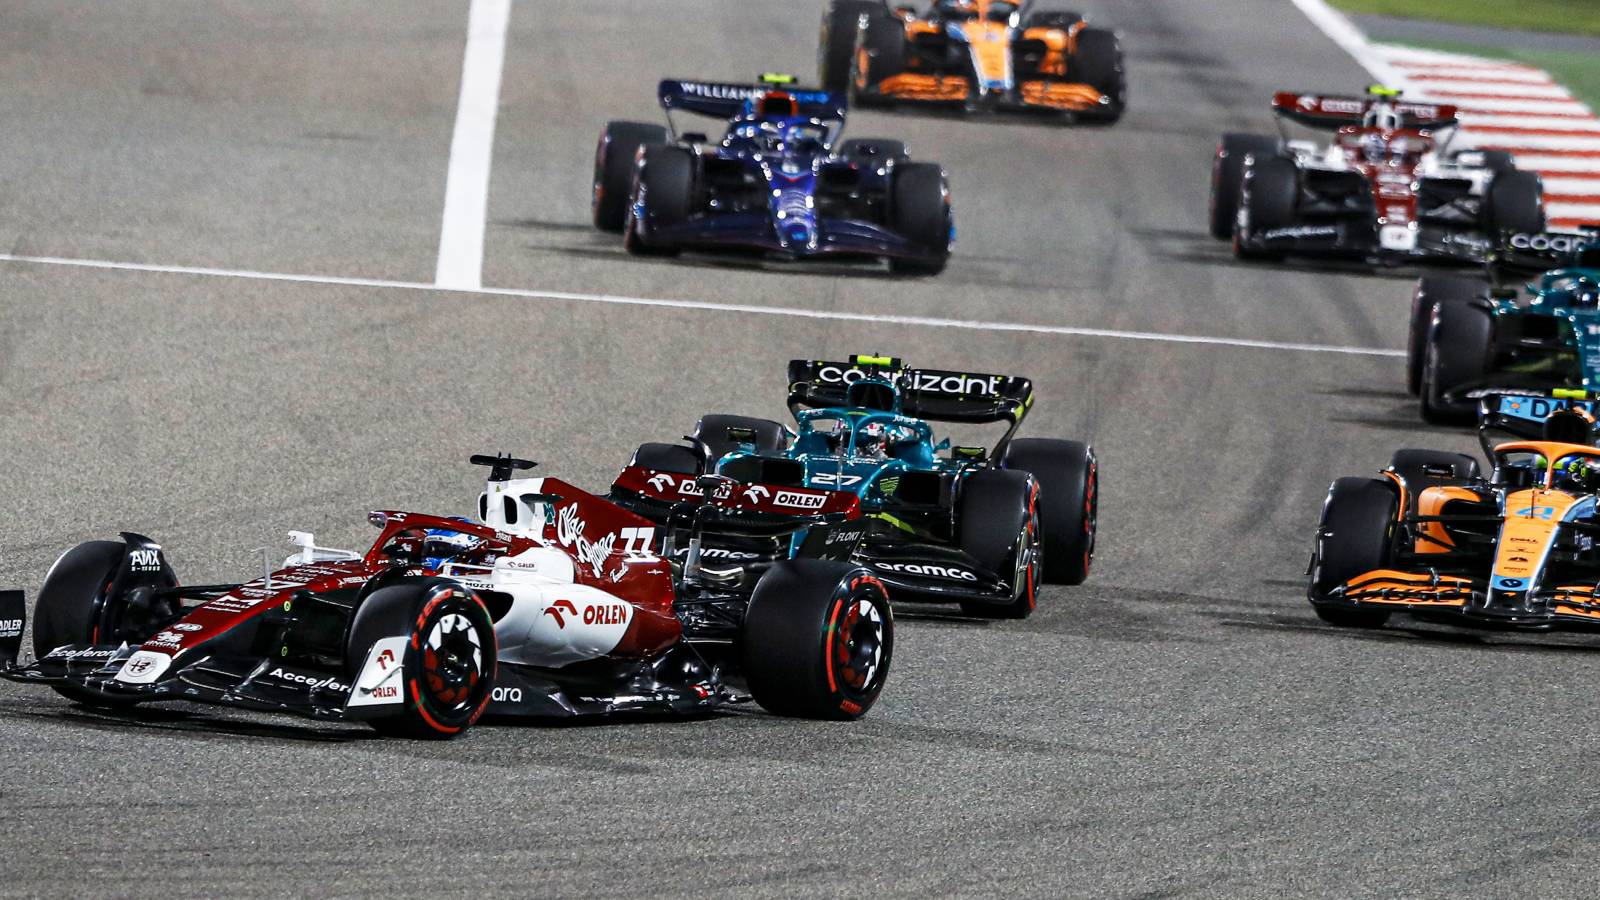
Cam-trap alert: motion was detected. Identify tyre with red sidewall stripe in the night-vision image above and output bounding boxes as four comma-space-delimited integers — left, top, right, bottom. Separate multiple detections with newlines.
955, 469, 1040, 618
740, 560, 893, 720
1002, 438, 1097, 585
347, 578, 497, 739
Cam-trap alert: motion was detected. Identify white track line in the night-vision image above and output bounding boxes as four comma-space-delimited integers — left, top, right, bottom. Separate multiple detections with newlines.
0, 252, 1403, 358
1287, 0, 1403, 86
434, 0, 511, 291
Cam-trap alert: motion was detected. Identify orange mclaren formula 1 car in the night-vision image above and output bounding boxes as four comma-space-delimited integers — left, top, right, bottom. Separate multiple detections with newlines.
1309, 395, 1600, 631
819, 0, 1124, 123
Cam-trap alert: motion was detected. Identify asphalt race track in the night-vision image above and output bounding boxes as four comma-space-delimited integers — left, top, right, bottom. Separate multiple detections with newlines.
0, 2, 1589, 897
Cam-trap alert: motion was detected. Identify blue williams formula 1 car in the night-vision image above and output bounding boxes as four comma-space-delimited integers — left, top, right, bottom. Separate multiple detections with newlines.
590, 75, 953, 275
609, 356, 1097, 618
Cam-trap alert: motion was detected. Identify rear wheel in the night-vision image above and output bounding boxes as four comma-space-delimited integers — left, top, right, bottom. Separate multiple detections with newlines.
33, 540, 178, 706
1408, 276, 1485, 395
1023, 2, 1083, 28
592, 121, 668, 233
347, 579, 497, 739
1421, 300, 1493, 424
819, 0, 882, 94
956, 469, 1040, 619
1210, 133, 1280, 240
1387, 450, 1480, 510
887, 162, 951, 275
693, 414, 789, 461
741, 560, 893, 719
1067, 28, 1125, 123
631, 442, 701, 475
1235, 156, 1297, 261
1310, 478, 1398, 628
1001, 438, 1096, 585
1485, 170, 1545, 234
624, 144, 694, 257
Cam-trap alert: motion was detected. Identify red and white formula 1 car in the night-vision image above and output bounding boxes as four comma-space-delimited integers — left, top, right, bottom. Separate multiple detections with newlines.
0, 454, 892, 738
1211, 87, 1545, 263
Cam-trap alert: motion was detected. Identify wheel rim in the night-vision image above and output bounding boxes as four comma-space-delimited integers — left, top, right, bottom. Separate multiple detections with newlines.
831, 592, 888, 701
422, 611, 485, 712
1013, 518, 1041, 607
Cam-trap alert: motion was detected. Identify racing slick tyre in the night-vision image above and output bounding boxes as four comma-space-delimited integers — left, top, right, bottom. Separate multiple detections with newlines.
853, 6, 907, 105
1421, 300, 1493, 424
33, 540, 178, 706
631, 442, 702, 475
1387, 450, 1481, 500
1477, 150, 1516, 175
1310, 477, 1398, 628
347, 579, 497, 739
1210, 133, 1281, 240
1023, 2, 1083, 29
1485, 170, 1545, 235
1001, 438, 1097, 585
741, 560, 893, 719
955, 469, 1042, 618
592, 121, 669, 233
837, 137, 909, 169
1234, 156, 1297, 261
820, 0, 882, 95
1067, 28, 1125, 123
887, 162, 951, 275
693, 414, 790, 461
1407, 276, 1485, 396
624, 144, 694, 257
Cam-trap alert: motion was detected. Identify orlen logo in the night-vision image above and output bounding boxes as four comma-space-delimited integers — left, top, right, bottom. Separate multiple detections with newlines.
583, 603, 628, 626
882, 562, 978, 581
370, 685, 399, 700
775, 490, 826, 510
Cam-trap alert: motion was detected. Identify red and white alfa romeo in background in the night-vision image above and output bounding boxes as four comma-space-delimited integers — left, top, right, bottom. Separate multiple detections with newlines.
1210, 87, 1546, 263
0, 454, 892, 738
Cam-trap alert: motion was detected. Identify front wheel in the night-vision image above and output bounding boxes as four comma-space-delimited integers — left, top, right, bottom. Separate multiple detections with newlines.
741, 560, 893, 719
34, 539, 179, 706
956, 469, 1040, 619
1067, 28, 1125, 123
592, 121, 669, 232
887, 162, 951, 275
624, 144, 694, 257
346, 579, 498, 739
1309, 478, 1398, 628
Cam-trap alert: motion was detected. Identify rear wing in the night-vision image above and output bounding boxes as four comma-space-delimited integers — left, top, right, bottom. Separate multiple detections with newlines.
1270, 92, 1458, 131
1488, 228, 1600, 283
785, 358, 1033, 426
1476, 390, 1599, 454
658, 79, 847, 121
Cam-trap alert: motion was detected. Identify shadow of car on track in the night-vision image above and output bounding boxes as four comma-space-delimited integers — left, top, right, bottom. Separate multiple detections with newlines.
1, 701, 377, 744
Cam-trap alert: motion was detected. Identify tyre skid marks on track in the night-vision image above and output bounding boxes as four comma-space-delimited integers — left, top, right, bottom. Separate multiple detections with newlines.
0, 252, 1403, 357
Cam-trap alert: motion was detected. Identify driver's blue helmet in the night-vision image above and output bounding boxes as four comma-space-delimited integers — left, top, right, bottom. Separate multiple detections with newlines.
423, 520, 483, 569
